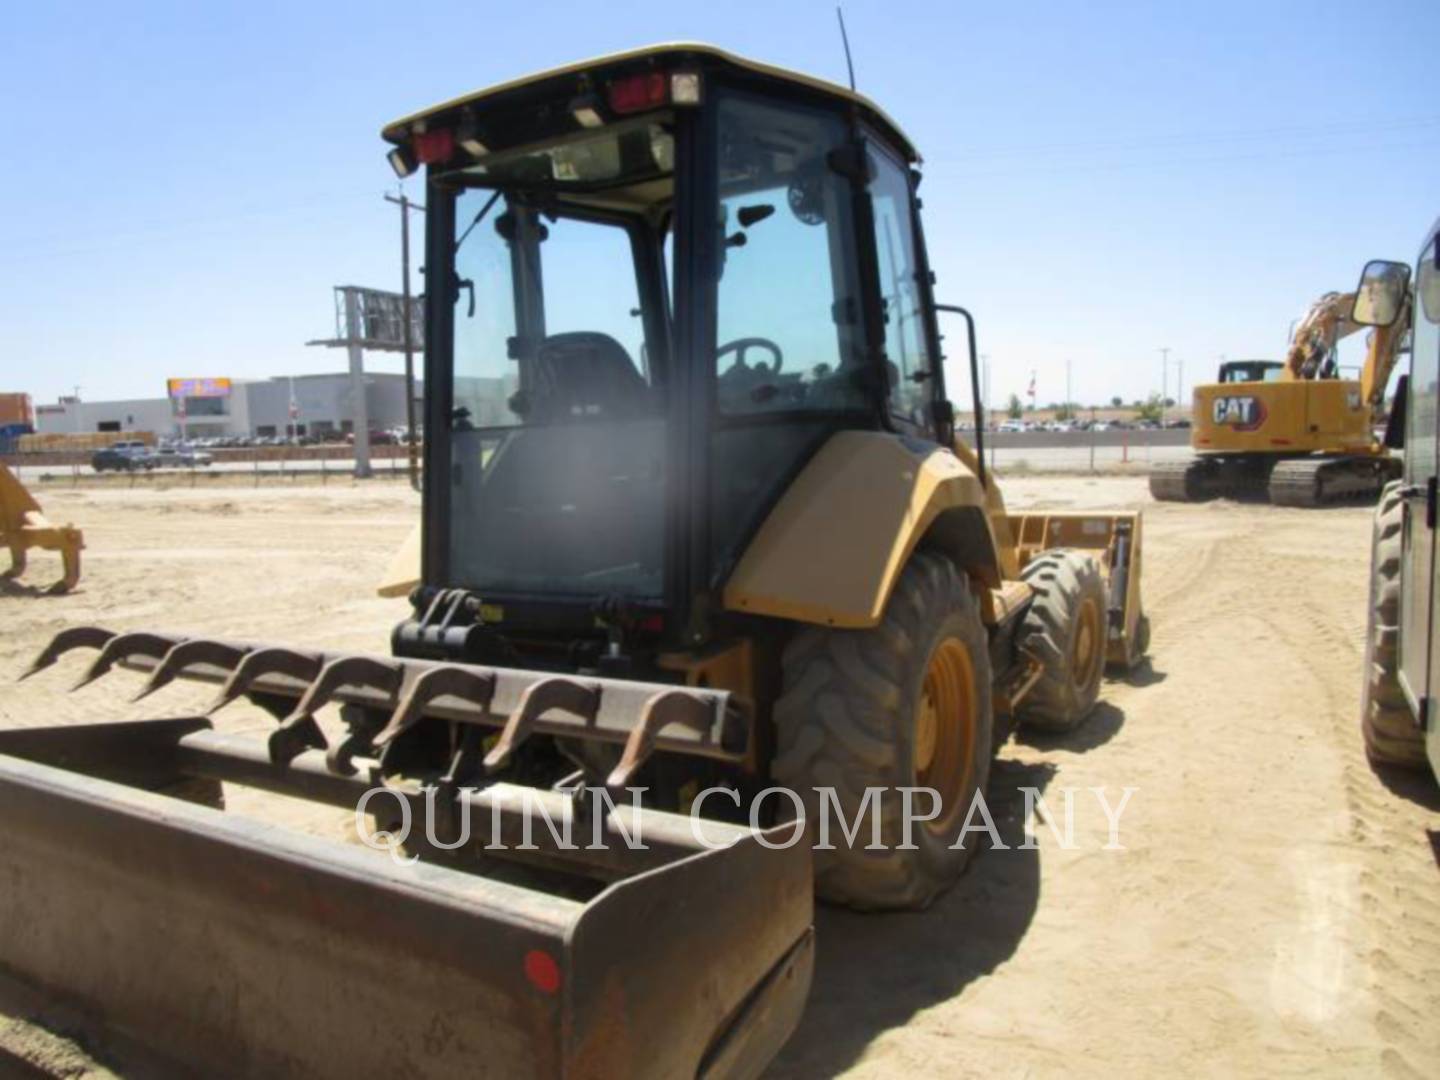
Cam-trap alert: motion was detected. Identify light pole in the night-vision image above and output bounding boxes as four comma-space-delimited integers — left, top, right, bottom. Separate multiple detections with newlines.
72, 385, 81, 435
1158, 347, 1170, 426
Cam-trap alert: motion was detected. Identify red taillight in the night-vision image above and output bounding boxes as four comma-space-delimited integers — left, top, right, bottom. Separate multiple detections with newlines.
413, 129, 454, 165
637, 614, 665, 634
607, 72, 668, 114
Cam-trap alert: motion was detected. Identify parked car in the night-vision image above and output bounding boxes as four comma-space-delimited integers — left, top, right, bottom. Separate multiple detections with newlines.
152, 443, 214, 468
91, 440, 154, 472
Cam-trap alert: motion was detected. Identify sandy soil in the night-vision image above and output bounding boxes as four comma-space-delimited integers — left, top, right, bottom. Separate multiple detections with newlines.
1, 477, 1437, 1078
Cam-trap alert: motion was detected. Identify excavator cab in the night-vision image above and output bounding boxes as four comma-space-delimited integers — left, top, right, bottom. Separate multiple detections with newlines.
1216, 359, 1284, 384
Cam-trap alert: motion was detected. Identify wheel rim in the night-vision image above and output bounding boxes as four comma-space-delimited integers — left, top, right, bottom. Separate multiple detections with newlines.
1073, 597, 1103, 691
914, 638, 978, 835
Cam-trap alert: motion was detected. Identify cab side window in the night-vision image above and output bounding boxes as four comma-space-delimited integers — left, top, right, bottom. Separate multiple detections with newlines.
866, 145, 933, 425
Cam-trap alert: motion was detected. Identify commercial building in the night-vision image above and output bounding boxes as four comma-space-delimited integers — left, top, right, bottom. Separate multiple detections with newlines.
32, 373, 422, 441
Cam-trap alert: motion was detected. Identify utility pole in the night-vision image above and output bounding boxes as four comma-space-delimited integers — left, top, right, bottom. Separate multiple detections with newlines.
385, 191, 424, 490
72, 385, 81, 435
1065, 358, 1073, 421
344, 288, 372, 479
1158, 347, 1170, 426
980, 353, 990, 427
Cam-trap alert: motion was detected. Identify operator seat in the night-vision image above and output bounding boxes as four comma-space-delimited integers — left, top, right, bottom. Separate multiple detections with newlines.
529, 332, 652, 421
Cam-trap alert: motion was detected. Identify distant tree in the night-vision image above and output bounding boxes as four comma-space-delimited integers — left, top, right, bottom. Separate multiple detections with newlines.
1164, 397, 1176, 408
1136, 393, 1165, 423
1110, 395, 1123, 408
1007, 393, 1023, 419
1055, 402, 1076, 421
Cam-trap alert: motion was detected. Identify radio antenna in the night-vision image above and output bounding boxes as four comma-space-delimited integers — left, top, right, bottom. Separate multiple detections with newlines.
836, 6, 857, 92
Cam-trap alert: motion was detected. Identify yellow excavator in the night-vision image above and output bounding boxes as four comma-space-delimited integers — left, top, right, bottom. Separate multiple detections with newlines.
1, 45, 1146, 1078
1150, 278, 1409, 506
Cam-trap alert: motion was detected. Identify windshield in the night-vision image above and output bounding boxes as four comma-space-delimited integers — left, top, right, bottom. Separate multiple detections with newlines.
445, 154, 671, 598
1219, 361, 1284, 383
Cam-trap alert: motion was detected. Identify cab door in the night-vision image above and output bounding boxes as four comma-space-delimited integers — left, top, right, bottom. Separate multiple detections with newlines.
1401, 229, 1440, 764
1415, 228, 1440, 776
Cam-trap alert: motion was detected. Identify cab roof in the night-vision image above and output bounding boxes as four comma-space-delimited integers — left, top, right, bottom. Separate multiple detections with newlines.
380, 42, 920, 163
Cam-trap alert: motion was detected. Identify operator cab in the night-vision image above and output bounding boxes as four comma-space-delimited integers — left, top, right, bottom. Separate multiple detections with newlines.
1217, 359, 1284, 384
385, 46, 952, 663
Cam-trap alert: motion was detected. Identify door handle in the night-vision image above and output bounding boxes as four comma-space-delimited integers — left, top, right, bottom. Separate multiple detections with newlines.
1399, 477, 1439, 529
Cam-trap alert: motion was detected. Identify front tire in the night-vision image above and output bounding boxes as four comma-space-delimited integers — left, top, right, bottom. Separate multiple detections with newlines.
1015, 550, 1107, 732
1363, 482, 1426, 767
773, 552, 993, 911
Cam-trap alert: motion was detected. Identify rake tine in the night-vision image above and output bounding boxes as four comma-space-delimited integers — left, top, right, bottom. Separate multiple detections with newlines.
18, 626, 115, 681
483, 676, 601, 773
206, 647, 324, 716
131, 639, 248, 703
268, 656, 404, 766
373, 664, 498, 748
70, 631, 184, 692
606, 689, 717, 795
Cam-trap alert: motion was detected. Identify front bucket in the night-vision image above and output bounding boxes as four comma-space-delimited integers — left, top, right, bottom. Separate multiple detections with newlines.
0, 718, 813, 1078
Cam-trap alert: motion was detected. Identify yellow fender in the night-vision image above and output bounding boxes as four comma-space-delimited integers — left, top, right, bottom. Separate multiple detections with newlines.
723, 431, 1006, 628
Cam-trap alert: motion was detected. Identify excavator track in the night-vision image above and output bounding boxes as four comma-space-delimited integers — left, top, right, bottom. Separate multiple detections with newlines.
1148, 458, 1219, 502
1268, 456, 1401, 508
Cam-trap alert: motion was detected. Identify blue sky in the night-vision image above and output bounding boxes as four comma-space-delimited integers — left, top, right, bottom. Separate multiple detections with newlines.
2, 0, 1436, 411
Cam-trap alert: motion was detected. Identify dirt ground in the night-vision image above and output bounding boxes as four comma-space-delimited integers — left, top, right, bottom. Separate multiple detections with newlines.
2, 476, 1437, 1078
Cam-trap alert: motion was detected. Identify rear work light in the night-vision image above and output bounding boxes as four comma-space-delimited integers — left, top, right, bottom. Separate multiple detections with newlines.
607, 72, 669, 114
413, 129, 455, 165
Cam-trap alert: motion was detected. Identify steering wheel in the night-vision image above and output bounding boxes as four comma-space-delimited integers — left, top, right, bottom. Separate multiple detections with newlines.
717, 337, 784, 376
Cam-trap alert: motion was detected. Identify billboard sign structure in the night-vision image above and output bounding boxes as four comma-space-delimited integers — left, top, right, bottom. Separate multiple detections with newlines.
166, 378, 232, 399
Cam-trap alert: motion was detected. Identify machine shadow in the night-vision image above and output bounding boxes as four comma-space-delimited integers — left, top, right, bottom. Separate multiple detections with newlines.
0, 578, 46, 599
1370, 760, 1440, 812
1118, 656, 1167, 689
1013, 700, 1126, 754
768, 758, 1056, 1078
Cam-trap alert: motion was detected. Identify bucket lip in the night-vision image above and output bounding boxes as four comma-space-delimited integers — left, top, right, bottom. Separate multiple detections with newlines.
0, 749, 586, 934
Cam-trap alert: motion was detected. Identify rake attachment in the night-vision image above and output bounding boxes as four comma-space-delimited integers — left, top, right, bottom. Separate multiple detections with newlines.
2, 627, 811, 1079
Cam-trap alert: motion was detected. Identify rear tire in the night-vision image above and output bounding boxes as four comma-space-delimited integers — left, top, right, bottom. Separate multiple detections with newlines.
1363, 482, 1426, 767
1016, 550, 1107, 732
772, 552, 993, 911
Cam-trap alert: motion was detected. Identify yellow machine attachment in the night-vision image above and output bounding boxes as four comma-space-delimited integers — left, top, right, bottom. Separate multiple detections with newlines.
0, 462, 83, 593
1004, 510, 1146, 669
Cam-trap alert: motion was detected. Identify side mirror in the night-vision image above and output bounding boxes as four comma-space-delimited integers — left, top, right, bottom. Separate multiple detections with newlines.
1351, 259, 1411, 327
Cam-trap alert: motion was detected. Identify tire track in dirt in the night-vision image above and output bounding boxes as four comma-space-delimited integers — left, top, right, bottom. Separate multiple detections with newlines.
1251, 582, 1440, 1079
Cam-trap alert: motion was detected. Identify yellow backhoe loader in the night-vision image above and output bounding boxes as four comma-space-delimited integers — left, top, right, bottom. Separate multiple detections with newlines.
2, 46, 1146, 1078
1150, 278, 1409, 506
0, 462, 82, 593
